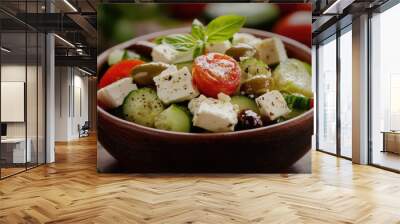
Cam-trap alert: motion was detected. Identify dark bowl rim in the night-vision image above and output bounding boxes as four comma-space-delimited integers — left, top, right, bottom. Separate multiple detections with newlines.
97, 27, 313, 137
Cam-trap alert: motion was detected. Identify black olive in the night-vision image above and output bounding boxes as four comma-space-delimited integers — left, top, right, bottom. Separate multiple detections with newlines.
127, 41, 156, 59
236, 110, 263, 130
261, 115, 276, 126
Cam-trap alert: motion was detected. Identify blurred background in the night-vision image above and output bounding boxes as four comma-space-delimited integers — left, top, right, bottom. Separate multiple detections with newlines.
98, 3, 312, 53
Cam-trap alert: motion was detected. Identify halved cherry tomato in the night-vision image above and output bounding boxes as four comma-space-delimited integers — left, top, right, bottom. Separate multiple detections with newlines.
192, 53, 241, 98
98, 59, 144, 89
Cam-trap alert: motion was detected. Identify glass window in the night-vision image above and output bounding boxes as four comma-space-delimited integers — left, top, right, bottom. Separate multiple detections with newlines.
370, 3, 400, 171
1, 30, 28, 178
339, 28, 352, 158
0, 1, 46, 179
317, 36, 337, 154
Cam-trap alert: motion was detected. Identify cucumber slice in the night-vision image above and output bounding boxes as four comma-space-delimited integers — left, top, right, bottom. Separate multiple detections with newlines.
108, 49, 140, 66
276, 109, 307, 123
122, 88, 164, 127
273, 58, 312, 97
231, 95, 260, 114
283, 93, 311, 110
302, 62, 311, 76
282, 109, 307, 120
154, 104, 191, 132
291, 59, 311, 76
108, 49, 125, 66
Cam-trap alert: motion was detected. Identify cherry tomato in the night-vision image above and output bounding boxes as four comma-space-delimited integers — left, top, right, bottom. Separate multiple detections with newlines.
192, 53, 241, 98
273, 11, 312, 47
167, 4, 206, 19
98, 59, 144, 89
276, 4, 312, 16
310, 98, 314, 109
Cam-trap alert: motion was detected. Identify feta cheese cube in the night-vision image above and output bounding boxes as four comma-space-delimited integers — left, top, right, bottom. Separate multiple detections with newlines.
153, 66, 199, 104
188, 95, 208, 114
206, 40, 231, 54
151, 44, 193, 64
159, 65, 178, 76
255, 90, 290, 120
151, 44, 177, 64
232, 33, 261, 47
97, 77, 137, 109
188, 93, 239, 132
254, 37, 288, 65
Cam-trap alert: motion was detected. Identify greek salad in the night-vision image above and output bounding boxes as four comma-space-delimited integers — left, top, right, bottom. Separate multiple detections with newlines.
98, 15, 313, 133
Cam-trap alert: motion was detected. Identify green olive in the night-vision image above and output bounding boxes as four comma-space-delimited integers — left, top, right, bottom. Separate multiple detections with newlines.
240, 75, 273, 96
225, 43, 256, 61
240, 57, 272, 83
131, 62, 169, 86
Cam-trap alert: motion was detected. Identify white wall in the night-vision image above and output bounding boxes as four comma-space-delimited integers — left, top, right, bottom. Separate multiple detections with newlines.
54, 67, 89, 141
73, 74, 89, 137
1, 65, 39, 138
1, 65, 26, 140
54, 67, 70, 141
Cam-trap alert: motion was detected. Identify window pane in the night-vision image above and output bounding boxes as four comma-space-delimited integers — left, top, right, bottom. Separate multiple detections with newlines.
371, 3, 400, 171
1, 30, 27, 177
340, 29, 352, 158
317, 37, 337, 154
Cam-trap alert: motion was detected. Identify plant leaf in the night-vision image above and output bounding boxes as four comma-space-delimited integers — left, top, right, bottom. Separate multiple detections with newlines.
192, 41, 205, 58
206, 15, 246, 43
162, 34, 197, 52
153, 36, 165, 44
191, 19, 205, 40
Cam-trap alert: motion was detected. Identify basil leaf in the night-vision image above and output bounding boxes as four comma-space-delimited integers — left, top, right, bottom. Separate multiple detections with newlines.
192, 41, 205, 58
191, 19, 205, 40
162, 34, 197, 52
153, 36, 165, 44
206, 15, 246, 43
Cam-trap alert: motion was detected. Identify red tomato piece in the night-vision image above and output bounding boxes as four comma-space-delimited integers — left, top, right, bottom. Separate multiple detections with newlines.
192, 53, 241, 98
98, 59, 144, 89
310, 98, 314, 109
276, 4, 312, 16
167, 4, 207, 19
273, 11, 312, 47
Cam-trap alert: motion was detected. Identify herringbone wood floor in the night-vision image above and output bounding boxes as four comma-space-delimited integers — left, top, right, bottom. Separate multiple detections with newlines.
0, 135, 400, 224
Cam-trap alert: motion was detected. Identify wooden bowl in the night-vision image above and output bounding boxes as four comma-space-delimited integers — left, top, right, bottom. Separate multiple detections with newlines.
97, 28, 313, 173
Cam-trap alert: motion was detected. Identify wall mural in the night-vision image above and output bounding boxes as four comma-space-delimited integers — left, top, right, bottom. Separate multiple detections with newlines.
96, 3, 313, 173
